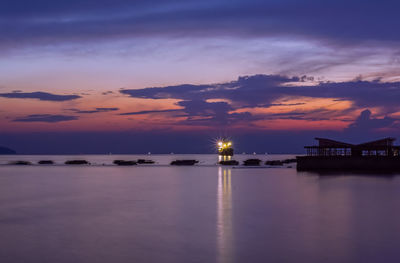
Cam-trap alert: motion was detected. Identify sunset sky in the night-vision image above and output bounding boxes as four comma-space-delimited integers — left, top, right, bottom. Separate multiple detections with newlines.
1, 0, 400, 153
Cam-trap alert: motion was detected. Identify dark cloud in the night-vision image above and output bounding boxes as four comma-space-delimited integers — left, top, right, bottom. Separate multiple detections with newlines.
175, 100, 259, 125
288, 80, 400, 110
346, 109, 398, 132
118, 74, 400, 128
119, 100, 256, 125
120, 75, 297, 106
177, 100, 229, 116
119, 109, 181, 115
96, 107, 119, 112
1, 0, 400, 49
268, 102, 306, 107
0, 91, 81, 101
121, 74, 400, 116
13, 114, 78, 123
68, 107, 119, 114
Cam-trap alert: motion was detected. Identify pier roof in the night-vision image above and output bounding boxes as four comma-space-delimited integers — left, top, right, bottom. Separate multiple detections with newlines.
356, 137, 395, 148
314, 138, 354, 148
309, 137, 397, 149
304, 137, 400, 157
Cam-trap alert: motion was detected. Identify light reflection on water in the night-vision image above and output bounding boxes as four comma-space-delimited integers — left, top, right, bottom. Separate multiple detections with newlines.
218, 155, 232, 162
217, 167, 233, 263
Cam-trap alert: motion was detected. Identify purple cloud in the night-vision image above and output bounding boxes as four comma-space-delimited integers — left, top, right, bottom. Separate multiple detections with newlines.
346, 109, 398, 132
119, 109, 181, 115
118, 74, 400, 127
121, 74, 400, 113
68, 107, 119, 114
13, 114, 78, 123
0, 91, 81, 101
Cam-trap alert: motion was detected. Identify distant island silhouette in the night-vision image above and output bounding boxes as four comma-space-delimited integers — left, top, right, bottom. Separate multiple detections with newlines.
0, 146, 16, 155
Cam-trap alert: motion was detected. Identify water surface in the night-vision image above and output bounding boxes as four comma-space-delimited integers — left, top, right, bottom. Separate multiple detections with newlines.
1, 155, 400, 263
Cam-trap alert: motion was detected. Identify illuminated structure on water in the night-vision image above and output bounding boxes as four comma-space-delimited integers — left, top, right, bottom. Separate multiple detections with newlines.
217, 139, 234, 156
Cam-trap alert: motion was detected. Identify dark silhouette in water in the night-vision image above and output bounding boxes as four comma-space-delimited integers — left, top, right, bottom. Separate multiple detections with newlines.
65, 160, 90, 165
283, 158, 297, 164
113, 160, 137, 166
171, 160, 199, 166
137, 159, 155, 164
9, 160, 31, 165
243, 159, 261, 166
266, 159, 297, 166
38, 160, 54, 165
219, 160, 239, 165
265, 160, 284, 166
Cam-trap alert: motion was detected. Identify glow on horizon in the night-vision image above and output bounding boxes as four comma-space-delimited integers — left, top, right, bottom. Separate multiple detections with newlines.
0, 88, 397, 132
1, 36, 400, 133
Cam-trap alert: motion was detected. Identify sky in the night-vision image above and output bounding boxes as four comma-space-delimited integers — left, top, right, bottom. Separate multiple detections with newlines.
1, 0, 400, 153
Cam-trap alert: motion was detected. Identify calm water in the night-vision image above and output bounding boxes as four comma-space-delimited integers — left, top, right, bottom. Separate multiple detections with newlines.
1, 155, 400, 263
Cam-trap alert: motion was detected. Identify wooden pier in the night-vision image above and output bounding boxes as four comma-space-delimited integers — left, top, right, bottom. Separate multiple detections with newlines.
297, 137, 400, 171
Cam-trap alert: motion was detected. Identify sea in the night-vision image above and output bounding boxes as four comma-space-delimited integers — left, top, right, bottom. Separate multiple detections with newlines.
1, 154, 400, 263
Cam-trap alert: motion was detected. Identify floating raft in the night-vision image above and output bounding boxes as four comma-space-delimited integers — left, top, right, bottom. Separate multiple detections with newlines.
65, 160, 90, 165
113, 160, 137, 166
219, 160, 239, 165
170, 160, 199, 166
